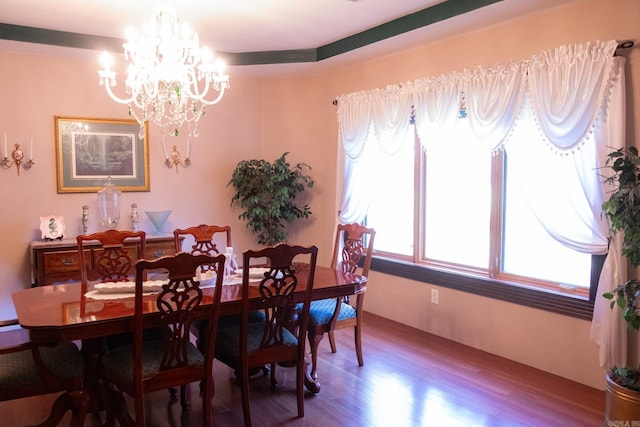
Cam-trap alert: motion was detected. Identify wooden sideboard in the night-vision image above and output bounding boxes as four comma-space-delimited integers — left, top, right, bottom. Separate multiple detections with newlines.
29, 234, 178, 287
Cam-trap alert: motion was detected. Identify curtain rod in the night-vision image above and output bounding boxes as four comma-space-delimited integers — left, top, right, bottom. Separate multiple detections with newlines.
615, 40, 634, 56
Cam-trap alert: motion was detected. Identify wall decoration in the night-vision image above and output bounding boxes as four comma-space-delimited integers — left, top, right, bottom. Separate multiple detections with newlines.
55, 116, 150, 193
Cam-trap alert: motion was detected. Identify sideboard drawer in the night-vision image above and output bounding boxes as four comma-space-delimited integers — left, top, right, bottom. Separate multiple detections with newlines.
146, 240, 175, 259
42, 250, 89, 274
30, 235, 178, 287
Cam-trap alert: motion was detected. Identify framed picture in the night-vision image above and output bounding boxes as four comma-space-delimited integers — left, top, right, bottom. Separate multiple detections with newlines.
55, 116, 150, 193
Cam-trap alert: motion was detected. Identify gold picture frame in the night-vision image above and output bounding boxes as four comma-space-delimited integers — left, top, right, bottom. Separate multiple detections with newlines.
55, 116, 150, 193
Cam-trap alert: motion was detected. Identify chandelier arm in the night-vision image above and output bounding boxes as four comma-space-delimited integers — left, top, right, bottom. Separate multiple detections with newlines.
199, 86, 227, 106
103, 82, 138, 105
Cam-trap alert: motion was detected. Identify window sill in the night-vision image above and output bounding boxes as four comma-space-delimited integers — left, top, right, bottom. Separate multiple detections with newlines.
370, 257, 594, 321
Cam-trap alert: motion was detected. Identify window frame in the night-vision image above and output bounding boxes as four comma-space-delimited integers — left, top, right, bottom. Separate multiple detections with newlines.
366, 129, 602, 321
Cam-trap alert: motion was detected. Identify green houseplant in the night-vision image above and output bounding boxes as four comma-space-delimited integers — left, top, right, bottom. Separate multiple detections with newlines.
229, 152, 314, 245
601, 146, 640, 420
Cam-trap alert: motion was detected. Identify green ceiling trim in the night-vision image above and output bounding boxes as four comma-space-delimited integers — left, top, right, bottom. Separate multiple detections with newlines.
0, 0, 503, 66
0, 22, 122, 52
227, 49, 317, 66
318, 0, 503, 60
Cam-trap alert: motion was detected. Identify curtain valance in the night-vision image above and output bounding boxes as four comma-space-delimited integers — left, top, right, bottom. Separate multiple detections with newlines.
336, 39, 619, 158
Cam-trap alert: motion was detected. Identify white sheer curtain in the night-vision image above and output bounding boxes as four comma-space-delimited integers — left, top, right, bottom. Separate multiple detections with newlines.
412, 75, 459, 151
463, 61, 526, 152
335, 39, 626, 369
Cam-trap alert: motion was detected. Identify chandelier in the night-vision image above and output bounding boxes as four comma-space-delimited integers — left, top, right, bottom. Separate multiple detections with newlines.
98, 7, 230, 139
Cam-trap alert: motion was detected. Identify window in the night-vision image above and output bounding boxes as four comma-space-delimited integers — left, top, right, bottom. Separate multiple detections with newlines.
337, 40, 622, 320
365, 113, 593, 298
422, 120, 491, 270
365, 130, 415, 257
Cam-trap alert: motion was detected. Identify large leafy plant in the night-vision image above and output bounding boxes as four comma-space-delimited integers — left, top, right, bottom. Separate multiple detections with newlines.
229, 152, 313, 245
601, 146, 640, 389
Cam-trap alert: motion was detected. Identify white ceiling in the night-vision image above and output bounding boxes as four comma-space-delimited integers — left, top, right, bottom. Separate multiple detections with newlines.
0, 0, 578, 75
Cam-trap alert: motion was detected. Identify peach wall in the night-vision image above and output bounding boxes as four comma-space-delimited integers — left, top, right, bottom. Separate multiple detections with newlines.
0, 0, 637, 391
260, 0, 640, 390
0, 47, 267, 316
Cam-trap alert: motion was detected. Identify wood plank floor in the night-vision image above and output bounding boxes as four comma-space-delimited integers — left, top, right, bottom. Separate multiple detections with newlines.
0, 313, 604, 426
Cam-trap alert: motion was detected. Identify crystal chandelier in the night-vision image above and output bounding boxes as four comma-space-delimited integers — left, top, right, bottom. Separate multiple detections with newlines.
98, 7, 230, 139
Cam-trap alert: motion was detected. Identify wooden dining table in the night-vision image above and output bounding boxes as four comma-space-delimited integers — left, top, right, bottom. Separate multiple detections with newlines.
12, 264, 366, 406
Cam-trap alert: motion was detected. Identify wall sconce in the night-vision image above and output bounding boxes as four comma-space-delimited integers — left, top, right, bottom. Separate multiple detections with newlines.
2, 133, 34, 176
162, 136, 191, 173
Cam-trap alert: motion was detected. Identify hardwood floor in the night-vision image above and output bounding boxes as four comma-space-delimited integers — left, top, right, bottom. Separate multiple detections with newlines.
0, 313, 604, 426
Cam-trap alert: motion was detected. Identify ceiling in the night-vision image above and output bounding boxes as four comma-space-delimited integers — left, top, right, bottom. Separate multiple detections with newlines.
0, 0, 578, 75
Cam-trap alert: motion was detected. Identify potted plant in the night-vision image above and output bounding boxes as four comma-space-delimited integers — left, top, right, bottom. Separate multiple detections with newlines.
229, 152, 314, 245
601, 146, 640, 422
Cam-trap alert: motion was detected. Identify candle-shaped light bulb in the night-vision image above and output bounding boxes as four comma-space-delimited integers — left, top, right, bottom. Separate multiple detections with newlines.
100, 51, 112, 71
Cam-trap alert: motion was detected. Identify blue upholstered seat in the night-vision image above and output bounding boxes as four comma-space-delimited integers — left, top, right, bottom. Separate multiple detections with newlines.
307, 299, 356, 328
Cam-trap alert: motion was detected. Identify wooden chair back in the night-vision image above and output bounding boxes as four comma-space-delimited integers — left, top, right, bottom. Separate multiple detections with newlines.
174, 224, 232, 272
77, 229, 147, 294
330, 223, 376, 277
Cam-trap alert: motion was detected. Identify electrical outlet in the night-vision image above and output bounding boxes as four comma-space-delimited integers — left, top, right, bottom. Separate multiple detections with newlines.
431, 288, 439, 304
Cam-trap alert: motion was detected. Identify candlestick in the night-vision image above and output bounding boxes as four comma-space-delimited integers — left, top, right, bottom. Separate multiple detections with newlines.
161, 136, 168, 159
1, 141, 35, 175
164, 145, 191, 173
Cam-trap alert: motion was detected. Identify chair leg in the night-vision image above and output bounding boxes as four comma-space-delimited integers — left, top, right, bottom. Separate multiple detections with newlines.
296, 361, 304, 418
180, 384, 190, 412
354, 323, 364, 366
240, 370, 252, 427
202, 376, 213, 427
103, 386, 135, 427
269, 363, 278, 389
328, 331, 337, 353
308, 329, 324, 380
168, 386, 178, 399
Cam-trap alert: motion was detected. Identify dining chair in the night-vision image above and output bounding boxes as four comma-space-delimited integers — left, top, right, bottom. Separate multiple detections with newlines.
77, 229, 182, 400
306, 222, 375, 380
77, 229, 147, 295
174, 224, 232, 348
174, 224, 266, 357
77, 229, 151, 349
98, 251, 226, 427
0, 318, 88, 427
215, 243, 318, 427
